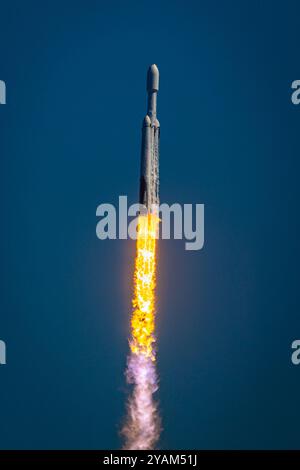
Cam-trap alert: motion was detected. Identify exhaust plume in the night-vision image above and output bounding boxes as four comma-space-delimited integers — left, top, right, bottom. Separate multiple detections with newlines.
122, 214, 161, 449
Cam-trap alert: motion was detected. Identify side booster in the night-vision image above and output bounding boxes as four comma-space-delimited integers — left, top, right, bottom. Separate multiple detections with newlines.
139, 64, 160, 211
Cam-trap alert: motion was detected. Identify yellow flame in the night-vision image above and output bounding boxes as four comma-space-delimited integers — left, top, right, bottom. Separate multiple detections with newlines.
130, 214, 159, 361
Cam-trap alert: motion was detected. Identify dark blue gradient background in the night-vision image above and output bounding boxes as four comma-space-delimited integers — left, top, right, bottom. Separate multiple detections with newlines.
0, 0, 299, 449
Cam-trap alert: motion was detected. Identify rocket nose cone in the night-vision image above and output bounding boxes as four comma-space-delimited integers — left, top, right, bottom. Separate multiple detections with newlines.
149, 64, 158, 74
147, 64, 159, 92
143, 115, 151, 127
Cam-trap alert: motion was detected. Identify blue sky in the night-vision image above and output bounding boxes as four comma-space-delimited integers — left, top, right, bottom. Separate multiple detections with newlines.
0, 0, 299, 449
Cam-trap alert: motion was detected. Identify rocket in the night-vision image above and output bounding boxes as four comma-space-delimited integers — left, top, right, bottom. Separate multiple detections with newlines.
139, 64, 160, 212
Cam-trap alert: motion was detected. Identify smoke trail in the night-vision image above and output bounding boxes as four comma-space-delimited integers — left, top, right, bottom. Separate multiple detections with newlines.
122, 214, 161, 450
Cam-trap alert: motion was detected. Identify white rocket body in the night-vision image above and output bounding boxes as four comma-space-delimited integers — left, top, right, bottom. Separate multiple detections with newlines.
139, 64, 160, 211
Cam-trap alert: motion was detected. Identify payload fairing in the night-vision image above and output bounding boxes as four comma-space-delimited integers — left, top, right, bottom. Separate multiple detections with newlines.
139, 64, 160, 211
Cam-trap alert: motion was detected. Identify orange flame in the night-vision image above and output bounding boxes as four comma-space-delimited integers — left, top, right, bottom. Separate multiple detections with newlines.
130, 214, 159, 360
